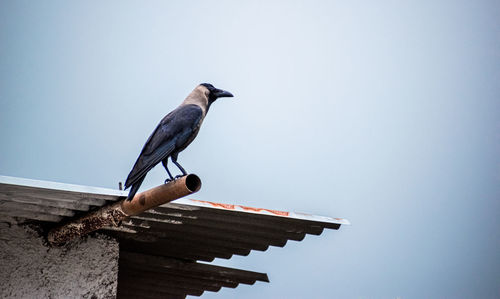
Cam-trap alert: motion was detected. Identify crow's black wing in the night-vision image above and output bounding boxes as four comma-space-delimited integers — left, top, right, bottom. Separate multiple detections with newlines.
124, 104, 203, 189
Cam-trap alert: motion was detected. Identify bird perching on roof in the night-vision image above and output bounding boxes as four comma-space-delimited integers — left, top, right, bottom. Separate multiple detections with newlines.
124, 83, 234, 201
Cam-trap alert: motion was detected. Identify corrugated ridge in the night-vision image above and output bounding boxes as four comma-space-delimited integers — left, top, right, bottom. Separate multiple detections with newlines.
106, 203, 340, 262
117, 251, 268, 298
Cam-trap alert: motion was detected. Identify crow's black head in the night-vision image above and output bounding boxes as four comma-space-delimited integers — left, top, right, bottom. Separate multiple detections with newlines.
200, 83, 233, 102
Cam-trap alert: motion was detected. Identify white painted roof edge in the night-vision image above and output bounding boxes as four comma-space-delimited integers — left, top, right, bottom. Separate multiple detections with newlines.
0, 175, 128, 197
173, 198, 351, 226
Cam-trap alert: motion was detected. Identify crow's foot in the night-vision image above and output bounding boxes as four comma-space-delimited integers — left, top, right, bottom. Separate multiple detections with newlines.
165, 175, 185, 184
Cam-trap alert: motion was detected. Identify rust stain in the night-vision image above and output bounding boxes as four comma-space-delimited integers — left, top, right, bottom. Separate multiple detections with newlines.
192, 199, 290, 217
138, 194, 146, 206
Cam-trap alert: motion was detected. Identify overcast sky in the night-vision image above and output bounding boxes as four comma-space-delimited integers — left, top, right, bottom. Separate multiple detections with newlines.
1, 1, 499, 298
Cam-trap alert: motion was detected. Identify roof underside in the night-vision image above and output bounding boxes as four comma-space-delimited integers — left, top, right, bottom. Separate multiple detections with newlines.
118, 251, 269, 299
0, 175, 348, 298
111, 203, 342, 263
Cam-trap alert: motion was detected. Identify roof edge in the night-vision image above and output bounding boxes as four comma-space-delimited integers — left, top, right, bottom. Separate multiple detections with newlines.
0, 175, 128, 197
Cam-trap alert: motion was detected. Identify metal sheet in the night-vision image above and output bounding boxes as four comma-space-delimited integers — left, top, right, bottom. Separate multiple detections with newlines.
118, 251, 268, 299
107, 201, 343, 263
175, 198, 350, 225
0, 175, 127, 197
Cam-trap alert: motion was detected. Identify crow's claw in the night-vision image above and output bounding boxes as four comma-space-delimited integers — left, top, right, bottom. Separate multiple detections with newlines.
164, 178, 173, 184
174, 175, 184, 179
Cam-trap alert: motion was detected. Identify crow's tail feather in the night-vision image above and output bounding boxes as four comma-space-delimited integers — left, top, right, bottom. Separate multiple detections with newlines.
126, 175, 145, 201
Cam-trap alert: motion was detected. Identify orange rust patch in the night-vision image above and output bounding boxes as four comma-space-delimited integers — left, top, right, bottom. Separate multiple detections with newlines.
192, 199, 290, 217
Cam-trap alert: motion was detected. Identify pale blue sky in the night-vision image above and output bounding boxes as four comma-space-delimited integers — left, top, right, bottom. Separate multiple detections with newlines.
1, 1, 499, 298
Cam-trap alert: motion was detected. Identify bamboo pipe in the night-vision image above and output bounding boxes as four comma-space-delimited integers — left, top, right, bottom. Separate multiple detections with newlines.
47, 174, 201, 246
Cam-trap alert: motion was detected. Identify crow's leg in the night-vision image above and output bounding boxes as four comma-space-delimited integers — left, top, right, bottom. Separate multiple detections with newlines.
171, 154, 187, 178
162, 159, 174, 183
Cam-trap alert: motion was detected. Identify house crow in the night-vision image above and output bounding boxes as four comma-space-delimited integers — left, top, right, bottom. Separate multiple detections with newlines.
124, 83, 233, 200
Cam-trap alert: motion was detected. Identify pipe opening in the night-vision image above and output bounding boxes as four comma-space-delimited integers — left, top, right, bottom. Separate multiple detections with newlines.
185, 174, 202, 192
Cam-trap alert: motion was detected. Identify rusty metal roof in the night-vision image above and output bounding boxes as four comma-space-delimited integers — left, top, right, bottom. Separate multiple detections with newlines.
0, 175, 349, 298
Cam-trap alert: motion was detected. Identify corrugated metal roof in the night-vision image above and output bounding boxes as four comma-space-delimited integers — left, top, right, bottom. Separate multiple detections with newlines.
0, 175, 349, 298
107, 200, 346, 263
0, 175, 124, 222
118, 251, 269, 299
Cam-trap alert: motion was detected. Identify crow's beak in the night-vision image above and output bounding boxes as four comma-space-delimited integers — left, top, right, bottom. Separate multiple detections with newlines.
214, 89, 234, 98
